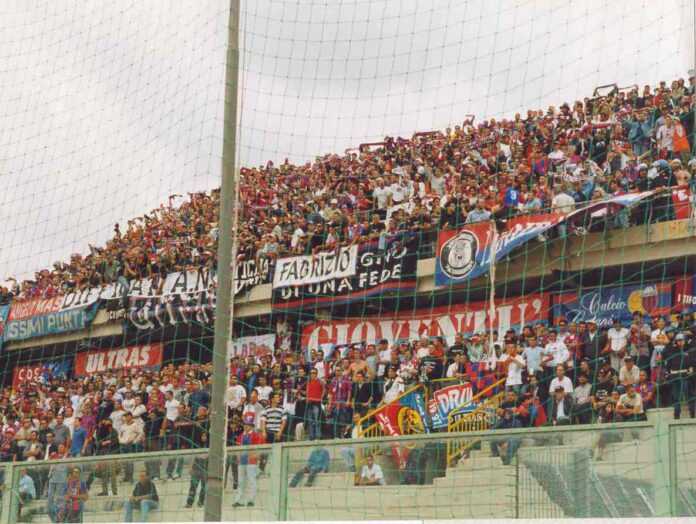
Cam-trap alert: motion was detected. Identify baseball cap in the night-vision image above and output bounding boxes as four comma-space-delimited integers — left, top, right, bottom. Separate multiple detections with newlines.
676, 333, 686, 341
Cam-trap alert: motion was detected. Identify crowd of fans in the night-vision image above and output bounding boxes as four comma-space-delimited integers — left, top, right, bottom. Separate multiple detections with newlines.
2, 78, 696, 305
2, 78, 696, 520
0, 308, 693, 520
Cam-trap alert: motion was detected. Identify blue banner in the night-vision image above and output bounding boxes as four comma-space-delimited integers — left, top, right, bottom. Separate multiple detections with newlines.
436, 214, 564, 286
553, 282, 672, 328
0, 304, 9, 350
4, 303, 99, 343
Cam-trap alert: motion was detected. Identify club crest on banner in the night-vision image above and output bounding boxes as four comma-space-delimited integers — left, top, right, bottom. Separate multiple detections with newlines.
439, 230, 478, 279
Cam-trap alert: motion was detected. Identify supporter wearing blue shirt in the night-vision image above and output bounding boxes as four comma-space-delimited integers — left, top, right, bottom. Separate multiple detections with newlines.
504, 186, 520, 208
289, 447, 330, 487
70, 418, 87, 457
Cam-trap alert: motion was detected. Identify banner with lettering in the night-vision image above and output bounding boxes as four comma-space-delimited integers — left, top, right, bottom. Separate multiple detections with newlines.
272, 235, 418, 309
12, 360, 71, 389
4, 302, 99, 343
124, 264, 272, 331
428, 383, 475, 429
272, 245, 358, 289
74, 343, 163, 377
436, 191, 660, 286
301, 293, 549, 351
0, 304, 9, 349
675, 275, 696, 314
553, 282, 672, 328
228, 334, 276, 359
436, 214, 564, 286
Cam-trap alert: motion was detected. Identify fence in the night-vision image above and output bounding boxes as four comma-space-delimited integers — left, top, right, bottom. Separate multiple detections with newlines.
2, 409, 695, 523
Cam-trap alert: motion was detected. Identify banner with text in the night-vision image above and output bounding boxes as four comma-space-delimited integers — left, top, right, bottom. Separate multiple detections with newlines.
272, 235, 418, 309
553, 282, 672, 328
675, 275, 696, 314
436, 213, 564, 286
428, 383, 475, 429
229, 334, 276, 359
272, 245, 358, 289
436, 191, 660, 287
74, 343, 163, 377
0, 304, 9, 349
301, 293, 549, 351
12, 360, 71, 389
125, 262, 270, 331
4, 302, 99, 343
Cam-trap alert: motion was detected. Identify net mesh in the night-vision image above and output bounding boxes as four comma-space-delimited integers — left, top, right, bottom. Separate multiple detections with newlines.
0, 0, 695, 522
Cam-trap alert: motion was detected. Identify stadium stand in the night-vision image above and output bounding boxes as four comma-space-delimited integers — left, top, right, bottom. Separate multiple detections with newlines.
0, 77, 696, 522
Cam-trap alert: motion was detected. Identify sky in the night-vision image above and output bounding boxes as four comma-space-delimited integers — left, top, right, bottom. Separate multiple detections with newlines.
0, 0, 693, 282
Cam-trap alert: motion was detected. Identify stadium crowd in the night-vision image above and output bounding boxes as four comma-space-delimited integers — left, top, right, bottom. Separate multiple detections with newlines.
2, 78, 696, 305
2, 78, 696, 519
0, 306, 695, 520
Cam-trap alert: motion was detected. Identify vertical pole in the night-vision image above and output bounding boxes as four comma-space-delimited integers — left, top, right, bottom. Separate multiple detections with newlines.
204, 0, 241, 521
651, 408, 673, 517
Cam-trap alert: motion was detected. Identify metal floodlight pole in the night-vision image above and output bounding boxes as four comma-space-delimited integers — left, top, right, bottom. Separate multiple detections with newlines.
205, 0, 241, 520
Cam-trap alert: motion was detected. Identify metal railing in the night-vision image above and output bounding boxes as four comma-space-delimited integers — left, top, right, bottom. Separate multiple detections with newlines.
3, 410, 696, 522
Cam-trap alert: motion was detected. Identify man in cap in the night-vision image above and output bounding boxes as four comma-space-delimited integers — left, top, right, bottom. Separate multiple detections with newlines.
619, 355, 639, 388
233, 415, 265, 507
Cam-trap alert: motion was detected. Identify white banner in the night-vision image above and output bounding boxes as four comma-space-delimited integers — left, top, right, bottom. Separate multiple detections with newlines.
272, 245, 358, 289
228, 334, 276, 359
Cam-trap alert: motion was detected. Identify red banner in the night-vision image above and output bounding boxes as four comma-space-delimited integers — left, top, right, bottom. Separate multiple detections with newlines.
12, 364, 44, 389
301, 294, 549, 351
675, 275, 696, 313
672, 187, 692, 220
8, 296, 63, 321
74, 343, 163, 377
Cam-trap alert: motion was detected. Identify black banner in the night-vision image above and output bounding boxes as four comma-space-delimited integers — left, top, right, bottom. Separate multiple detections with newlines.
272, 234, 418, 310
126, 260, 271, 331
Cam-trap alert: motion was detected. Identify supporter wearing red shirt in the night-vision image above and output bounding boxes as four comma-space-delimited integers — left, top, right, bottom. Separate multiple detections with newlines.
305, 369, 324, 440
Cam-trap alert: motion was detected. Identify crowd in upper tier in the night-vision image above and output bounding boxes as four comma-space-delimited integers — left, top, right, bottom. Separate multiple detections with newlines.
1, 78, 695, 306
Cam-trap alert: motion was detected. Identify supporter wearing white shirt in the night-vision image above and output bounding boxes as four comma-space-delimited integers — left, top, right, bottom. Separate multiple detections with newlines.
522, 338, 544, 375
551, 188, 576, 213
372, 179, 392, 210
359, 455, 385, 486
253, 376, 274, 404
226, 376, 247, 412
376, 339, 392, 377
164, 391, 181, 422
499, 343, 525, 389
542, 332, 571, 369
118, 413, 144, 446
130, 397, 147, 426
389, 177, 412, 205
618, 356, 640, 386
110, 402, 126, 433
548, 365, 574, 395
122, 393, 136, 414
314, 358, 328, 381
606, 319, 629, 371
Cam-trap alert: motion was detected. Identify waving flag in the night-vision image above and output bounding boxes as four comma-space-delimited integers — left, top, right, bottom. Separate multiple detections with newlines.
375, 389, 429, 436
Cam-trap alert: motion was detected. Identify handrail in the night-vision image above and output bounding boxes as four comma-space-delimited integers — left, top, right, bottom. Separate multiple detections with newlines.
356, 382, 425, 431
447, 377, 507, 424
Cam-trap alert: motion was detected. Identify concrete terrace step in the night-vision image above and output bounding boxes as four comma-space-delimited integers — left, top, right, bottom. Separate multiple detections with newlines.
28, 505, 275, 523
